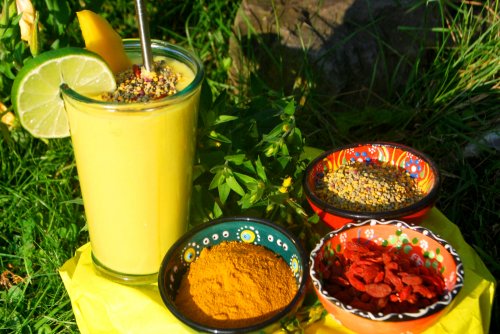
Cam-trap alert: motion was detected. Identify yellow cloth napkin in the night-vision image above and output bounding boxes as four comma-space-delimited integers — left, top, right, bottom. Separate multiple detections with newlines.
59, 208, 496, 334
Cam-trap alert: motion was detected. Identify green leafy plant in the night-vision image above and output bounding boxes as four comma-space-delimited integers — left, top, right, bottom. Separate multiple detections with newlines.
190, 86, 320, 246
0, 0, 28, 101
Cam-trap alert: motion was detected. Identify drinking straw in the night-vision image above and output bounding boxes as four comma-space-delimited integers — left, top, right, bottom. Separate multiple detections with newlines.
134, 0, 153, 72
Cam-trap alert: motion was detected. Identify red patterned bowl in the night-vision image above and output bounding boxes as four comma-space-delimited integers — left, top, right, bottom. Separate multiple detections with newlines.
309, 219, 464, 334
303, 142, 440, 229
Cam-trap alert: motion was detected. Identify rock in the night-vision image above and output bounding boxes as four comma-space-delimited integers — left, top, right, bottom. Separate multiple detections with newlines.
229, 0, 439, 108
464, 129, 500, 158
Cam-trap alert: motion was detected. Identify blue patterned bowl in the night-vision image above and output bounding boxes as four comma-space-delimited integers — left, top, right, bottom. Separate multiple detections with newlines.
158, 217, 309, 333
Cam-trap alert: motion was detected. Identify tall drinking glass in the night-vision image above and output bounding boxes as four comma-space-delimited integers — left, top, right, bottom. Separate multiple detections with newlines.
61, 39, 204, 284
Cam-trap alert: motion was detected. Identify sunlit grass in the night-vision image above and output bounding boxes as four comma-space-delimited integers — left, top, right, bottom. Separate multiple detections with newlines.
0, 0, 498, 333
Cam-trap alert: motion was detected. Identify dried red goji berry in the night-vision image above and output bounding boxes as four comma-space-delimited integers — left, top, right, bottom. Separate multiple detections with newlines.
321, 239, 446, 315
374, 270, 385, 283
346, 271, 367, 292
132, 64, 141, 78
376, 296, 389, 309
365, 283, 392, 298
401, 273, 423, 286
384, 267, 403, 291
412, 284, 437, 299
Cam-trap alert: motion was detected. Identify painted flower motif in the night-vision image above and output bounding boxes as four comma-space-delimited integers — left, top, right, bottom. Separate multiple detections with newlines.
240, 229, 256, 243
290, 256, 300, 275
399, 233, 410, 243
353, 151, 369, 163
427, 250, 436, 259
387, 232, 410, 247
364, 228, 375, 240
387, 235, 398, 245
419, 239, 429, 251
339, 232, 347, 244
183, 247, 197, 263
237, 226, 260, 243
404, 154, 423, 178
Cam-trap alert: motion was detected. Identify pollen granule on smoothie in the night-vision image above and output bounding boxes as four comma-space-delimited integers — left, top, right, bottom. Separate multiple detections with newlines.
101, 60, 180, 103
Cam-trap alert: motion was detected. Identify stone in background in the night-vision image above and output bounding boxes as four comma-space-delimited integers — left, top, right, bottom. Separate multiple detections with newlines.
229, 0, 439, 108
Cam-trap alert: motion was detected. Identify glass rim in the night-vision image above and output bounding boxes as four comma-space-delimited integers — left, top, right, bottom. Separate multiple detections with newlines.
60, 38, 204, 111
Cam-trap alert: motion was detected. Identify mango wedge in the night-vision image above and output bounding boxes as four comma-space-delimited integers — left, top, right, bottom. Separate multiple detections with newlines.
76, 10, 131, 74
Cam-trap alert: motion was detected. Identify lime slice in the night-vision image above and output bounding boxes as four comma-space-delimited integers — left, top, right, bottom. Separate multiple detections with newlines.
11, 47, 116, 138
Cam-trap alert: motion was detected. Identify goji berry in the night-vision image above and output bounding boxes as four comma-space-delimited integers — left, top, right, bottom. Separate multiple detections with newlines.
320, 239, 446, 314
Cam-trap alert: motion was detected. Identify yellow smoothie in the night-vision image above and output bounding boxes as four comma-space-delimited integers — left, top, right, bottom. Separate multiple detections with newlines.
63, 43, 202, 279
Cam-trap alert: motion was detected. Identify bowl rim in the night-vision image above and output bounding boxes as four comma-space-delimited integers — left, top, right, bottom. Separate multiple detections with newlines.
302, 141, 441, 220
309, 219, 464, 322
158, 216, 310, 334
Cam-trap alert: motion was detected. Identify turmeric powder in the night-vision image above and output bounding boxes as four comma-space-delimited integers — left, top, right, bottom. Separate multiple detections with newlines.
175, 241, 298, 328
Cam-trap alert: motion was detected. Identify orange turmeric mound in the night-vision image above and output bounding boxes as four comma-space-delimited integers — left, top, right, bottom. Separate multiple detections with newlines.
175, 241, 298, 328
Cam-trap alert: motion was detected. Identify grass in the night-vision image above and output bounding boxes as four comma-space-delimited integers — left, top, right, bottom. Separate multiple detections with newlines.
1, 0, 498, 333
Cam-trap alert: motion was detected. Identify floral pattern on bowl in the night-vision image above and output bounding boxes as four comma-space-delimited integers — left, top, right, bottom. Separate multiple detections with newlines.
303, 142, 441, 229
310, 142, 436, 191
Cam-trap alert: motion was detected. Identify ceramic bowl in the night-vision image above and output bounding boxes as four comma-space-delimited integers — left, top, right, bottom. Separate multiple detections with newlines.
158, 217, 309, 334
309, 219, 464, 334
303, 142, 440, 229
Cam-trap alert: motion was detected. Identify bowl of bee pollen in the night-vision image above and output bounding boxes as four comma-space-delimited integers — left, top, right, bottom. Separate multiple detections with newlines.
303, 142, 440, 229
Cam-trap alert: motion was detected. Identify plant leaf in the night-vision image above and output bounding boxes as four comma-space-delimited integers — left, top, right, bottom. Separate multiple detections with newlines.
209, 171, 225, 190
208, 130, 232, 143
283, 99, 296, 115
213, 201, 223, 218
224, 154, 246, 165
218, 182, 230, 204
226, 175, 245, 196
214, 114, 238, 125
234, 172, 257, 185
255, 156, 267, 182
